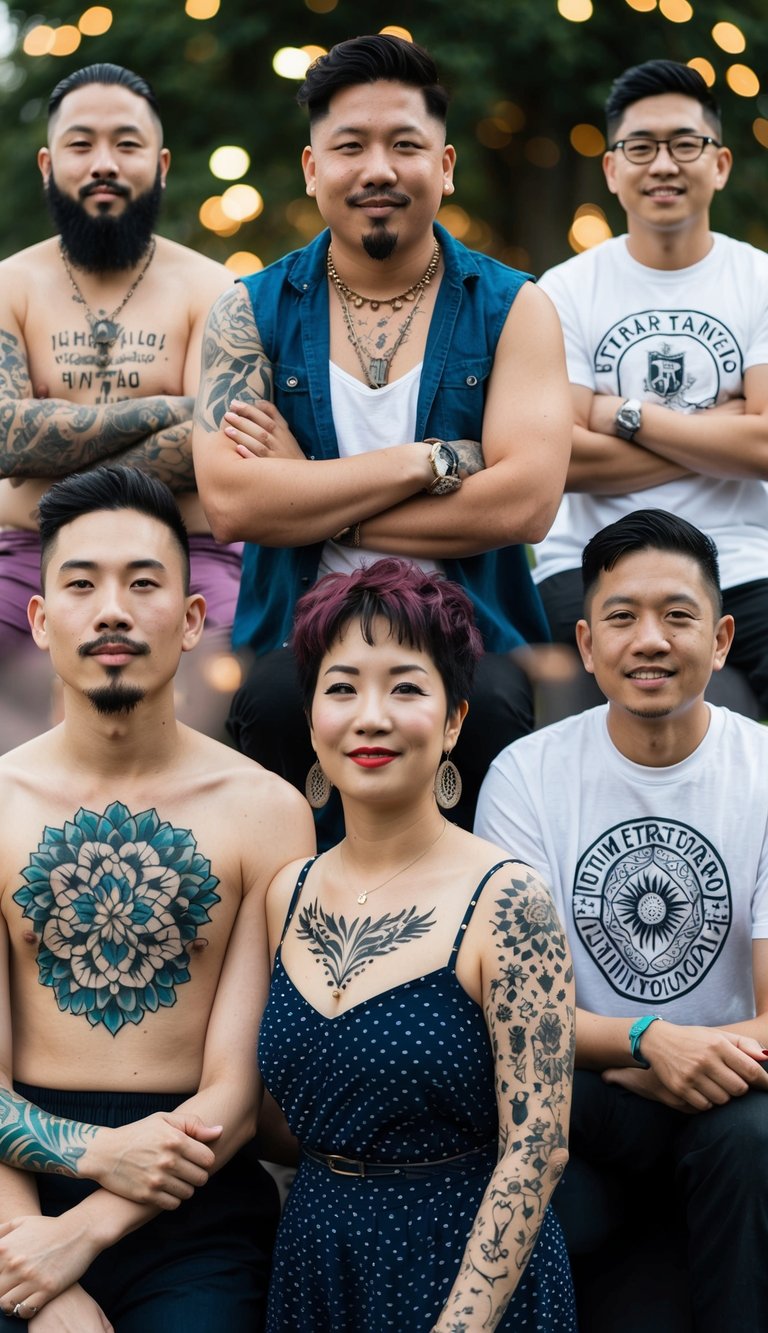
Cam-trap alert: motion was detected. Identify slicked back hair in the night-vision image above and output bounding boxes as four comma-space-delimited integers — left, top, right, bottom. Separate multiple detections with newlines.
605, 59, 721, 141
292, 558, 482, 716
582, 509, 723, 615
297, 35, 449, 126
38, 466, 189, 591
48, 63, 162, 132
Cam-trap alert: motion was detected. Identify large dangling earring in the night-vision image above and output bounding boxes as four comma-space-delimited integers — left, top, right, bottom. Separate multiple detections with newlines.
305, 759, 332, 809
434, 751, 462, 810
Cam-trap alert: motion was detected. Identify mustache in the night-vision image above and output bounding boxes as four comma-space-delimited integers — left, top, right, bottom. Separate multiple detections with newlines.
79, 180, 131, 201
78, 633, 150, 658
346, 187, 410, 208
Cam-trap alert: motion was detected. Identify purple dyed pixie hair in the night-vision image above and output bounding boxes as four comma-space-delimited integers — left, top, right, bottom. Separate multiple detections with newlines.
291, 559, 484, 715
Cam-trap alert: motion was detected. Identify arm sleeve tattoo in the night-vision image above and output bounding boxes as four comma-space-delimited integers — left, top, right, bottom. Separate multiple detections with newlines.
108, 420, 196, 493
193, 284, 274, 434
436, 866, 575, 1331
0, 1086, 98, 1177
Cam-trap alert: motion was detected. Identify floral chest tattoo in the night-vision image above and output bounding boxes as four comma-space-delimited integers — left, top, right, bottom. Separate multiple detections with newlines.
14, 801, 221, 1036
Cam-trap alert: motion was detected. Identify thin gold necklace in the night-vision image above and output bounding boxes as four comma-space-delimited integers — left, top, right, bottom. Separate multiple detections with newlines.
326, 239, 440, 311
59, 238, 157, 368
341, 818, 448, 905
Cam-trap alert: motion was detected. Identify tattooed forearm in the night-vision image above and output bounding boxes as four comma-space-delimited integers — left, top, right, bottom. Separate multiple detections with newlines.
434, 867, 574, 1331
193, 284, 274, 434
109, 420, 196, 492
296, 899, 435, 996
450, 440, 486, 477
0, 1087, 98, 1176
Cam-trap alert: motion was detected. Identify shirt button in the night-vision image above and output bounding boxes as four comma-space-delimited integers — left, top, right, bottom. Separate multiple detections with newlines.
466, 374, 478, 386
286, 375, 299, 388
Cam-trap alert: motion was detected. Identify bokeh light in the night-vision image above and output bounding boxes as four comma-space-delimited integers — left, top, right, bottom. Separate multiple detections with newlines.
199, 196, 240, 237
569, 204, 612, 253
727, 64, 760, 97
436, 204, 471, 239
753, 118, 768, 150
524, 137, 560, 167
304, 0, 337, 11
78, 6, 112, 36
221, 184, 263, 222
201, 653, 246, 691
476, 117, 514, 149
185, 0, 220, 17
711, 21, 746, 54
659, 0, 693, 20
688, 57, 716, 86
494, 101, 526, 132
273, 46, 311, 80
209, 146, 251, 181
557, 0, 593, 20
51, 24, 81, 56
625, 0, 656, 10
379, 26, 413, 41
224, 253, 264, 278
23, 24, 55, 56
570, 123, 605, 156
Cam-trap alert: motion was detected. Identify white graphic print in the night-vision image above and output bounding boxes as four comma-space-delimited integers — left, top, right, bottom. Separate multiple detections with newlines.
573, 819, 731, 1003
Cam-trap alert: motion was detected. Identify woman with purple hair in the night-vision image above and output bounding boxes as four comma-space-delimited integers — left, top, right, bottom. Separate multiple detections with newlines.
258, 558, 576, 1331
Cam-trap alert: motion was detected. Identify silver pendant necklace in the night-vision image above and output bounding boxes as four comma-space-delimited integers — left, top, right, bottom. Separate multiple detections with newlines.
59, 238, 157, 368
341, 819, 447, 905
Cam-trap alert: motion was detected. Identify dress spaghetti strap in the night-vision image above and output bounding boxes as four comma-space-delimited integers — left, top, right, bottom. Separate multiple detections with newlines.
448, 859, 519, 971
276, 857, 318, 951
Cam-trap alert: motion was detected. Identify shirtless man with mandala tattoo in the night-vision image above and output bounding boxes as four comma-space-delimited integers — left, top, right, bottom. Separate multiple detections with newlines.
0, 63, 237, 743
0, 466, 315, 1331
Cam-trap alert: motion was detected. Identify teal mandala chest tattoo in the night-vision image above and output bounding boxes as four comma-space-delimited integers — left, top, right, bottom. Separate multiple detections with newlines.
14, 801, 221, 1035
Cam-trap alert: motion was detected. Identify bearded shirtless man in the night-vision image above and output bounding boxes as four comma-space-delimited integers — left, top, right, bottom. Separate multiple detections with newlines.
0, 467, 315, 1332
0, 63, 238, 734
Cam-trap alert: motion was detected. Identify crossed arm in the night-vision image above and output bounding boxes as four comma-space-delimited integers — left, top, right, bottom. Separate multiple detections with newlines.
192, 279, 572, 555
433, 864, 575, 1333
566, 366, 768, 495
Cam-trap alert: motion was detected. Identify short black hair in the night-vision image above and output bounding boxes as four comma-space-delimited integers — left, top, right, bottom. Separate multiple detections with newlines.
297, 35, 449, 126
605, 59, 721, 141
48, 63, 162, 131
582, 509, 722, 614
38, 466, 190, 590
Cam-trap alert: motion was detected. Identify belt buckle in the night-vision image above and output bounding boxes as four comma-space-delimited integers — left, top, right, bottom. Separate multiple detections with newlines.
327, 1154, 365, 1177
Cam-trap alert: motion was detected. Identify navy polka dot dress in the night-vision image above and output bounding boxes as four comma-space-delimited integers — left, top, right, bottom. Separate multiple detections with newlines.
259, 859, 576, 1332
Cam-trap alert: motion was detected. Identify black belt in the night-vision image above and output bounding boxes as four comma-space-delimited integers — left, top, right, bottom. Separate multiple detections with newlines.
301, 1140, 495, 1179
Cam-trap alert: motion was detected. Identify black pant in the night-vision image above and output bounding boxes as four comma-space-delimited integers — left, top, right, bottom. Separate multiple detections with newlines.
227, 647, 534, 850
538, 568, 766, 719
553, 1070, 768, 1333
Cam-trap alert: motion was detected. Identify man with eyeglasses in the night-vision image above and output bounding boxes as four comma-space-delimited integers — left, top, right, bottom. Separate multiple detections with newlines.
533, 59, 768, 721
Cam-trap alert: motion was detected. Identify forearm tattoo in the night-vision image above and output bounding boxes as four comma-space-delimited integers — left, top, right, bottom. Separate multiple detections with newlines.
109, 420, 196, 492
13, 801, 221, 1036
0, 325, 192, 478
450, 439, 486, 476
0, 1087, 98, 1176
438, 868, 574, 1331
296, 899, 436, 995
194, 285, 274, 433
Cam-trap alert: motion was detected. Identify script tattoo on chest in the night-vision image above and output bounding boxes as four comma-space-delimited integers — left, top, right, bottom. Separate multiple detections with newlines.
14, 801, 221, 1036
296, 898, 436, 995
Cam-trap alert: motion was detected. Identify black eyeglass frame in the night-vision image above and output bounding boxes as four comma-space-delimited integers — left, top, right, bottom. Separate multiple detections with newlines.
609, 134, 722, 164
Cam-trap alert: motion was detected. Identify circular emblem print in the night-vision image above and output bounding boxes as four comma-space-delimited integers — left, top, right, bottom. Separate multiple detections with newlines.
573, 819, 731, 1003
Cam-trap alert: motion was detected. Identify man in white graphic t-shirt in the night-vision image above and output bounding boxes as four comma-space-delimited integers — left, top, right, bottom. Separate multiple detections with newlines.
476, 509, 768, 1333
534, 58, 768, 715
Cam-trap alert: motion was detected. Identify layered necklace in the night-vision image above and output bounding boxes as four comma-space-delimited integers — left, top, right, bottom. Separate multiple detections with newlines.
327, 240, 440, 390
340, 818, 447, 906
59, 238, 157, 368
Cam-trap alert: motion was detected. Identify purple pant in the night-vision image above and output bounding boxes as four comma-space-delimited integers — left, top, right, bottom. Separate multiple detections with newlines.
0, 530, 243, 652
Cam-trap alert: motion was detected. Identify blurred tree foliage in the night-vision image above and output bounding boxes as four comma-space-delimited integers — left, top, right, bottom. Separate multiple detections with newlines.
0, 0, 766, 275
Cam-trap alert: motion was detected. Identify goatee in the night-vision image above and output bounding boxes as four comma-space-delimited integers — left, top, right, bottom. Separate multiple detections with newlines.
86, 681, 146, 715
46, 166, 163, 273
362, 228, 398, 261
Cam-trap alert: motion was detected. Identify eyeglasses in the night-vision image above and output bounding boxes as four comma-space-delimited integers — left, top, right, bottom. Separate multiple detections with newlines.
610, 134, 722, 165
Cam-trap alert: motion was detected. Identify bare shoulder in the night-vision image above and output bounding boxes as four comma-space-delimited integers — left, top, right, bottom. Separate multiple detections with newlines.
461, 831, 561, 933
499, 278, 563, 349
0, 239, 61, 314
154, 235, 233, 303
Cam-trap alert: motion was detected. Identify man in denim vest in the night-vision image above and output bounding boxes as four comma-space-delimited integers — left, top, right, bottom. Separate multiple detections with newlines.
192, 34, 571, 843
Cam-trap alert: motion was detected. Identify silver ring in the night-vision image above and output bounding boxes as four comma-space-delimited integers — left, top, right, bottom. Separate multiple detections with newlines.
12, 1304, 37, 1320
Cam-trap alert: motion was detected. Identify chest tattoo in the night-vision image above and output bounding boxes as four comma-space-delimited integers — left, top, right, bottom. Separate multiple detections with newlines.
14, 801, 220, 1035
296, 898, 436, 995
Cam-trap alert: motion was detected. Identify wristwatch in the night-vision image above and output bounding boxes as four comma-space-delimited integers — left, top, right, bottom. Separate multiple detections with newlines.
628, 1014, 662, 1068
614, 398, 643, 441
424, 439, 462, 495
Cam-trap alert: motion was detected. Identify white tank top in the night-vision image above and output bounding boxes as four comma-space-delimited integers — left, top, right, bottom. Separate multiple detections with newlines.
317, 360, 442, 578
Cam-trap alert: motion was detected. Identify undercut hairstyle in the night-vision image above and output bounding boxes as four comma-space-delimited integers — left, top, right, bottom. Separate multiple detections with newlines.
48, 63, 162, 131
582, 509, 723, 615
38, 466, 190, 591
292, 558, 483, 715
297, 34, 449, 125
605, 59, 722, 141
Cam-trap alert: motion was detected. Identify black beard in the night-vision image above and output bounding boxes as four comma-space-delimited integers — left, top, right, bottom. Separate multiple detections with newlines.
86, 678, 146, 715
46, 167, 163, 273
362, 228, 398, 261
